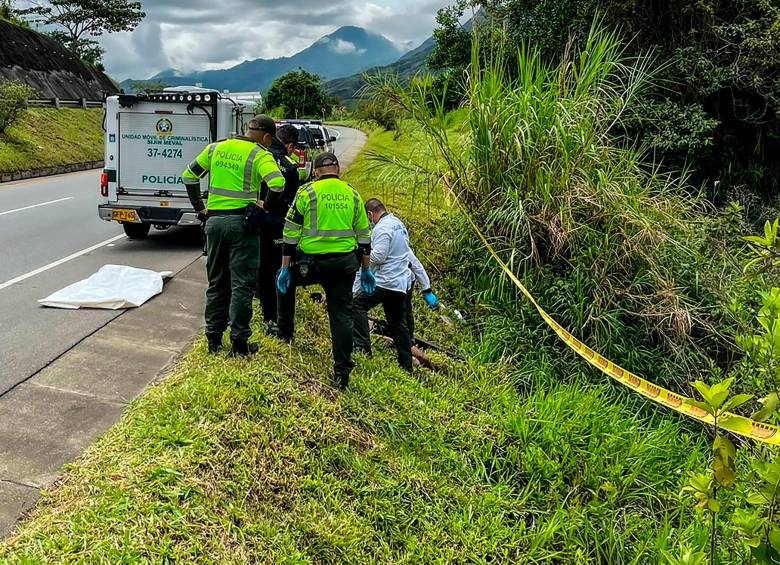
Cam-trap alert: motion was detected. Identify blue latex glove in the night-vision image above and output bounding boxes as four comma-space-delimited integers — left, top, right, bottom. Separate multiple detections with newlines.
360, 268, 376, 296
422, 289, 440, 310
276, 267, 291, 294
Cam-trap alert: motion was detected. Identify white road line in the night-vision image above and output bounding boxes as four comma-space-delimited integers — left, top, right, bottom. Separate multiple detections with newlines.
0, 197, 74, 217
0, 234, 126, 291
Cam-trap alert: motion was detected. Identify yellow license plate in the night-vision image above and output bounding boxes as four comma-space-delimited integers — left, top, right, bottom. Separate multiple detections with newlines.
112, 208, 139, 222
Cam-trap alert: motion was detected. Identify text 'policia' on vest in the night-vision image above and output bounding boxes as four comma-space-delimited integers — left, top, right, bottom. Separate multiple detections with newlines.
282, 176, 371, 255
182, 137, 285, 211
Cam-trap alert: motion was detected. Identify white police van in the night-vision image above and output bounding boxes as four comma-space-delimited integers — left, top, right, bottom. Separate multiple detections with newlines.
98, 86, 256, 239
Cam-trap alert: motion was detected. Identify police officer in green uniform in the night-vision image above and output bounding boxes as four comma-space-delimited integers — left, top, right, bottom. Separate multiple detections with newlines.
182, 115, 285, 356
275, 152, 375, 388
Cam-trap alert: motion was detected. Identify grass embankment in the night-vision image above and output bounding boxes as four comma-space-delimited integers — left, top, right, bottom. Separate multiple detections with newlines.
0, 108, 104, 173
0, 129, 709, 563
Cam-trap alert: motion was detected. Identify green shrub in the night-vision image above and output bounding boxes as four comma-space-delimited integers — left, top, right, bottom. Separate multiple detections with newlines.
366, 25, 746, 388
353, 97, 399, 132
0, 80, 36, 133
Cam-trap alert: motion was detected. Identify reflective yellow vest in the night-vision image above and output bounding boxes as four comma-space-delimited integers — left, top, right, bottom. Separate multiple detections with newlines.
283, 176, 371, 254
182, 137, 284, 210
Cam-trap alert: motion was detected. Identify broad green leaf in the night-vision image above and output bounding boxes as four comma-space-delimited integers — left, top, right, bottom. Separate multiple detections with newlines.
754, 459, 780, 486
747, 491, 767, 505
721, 414, 756, 436
764, 220, 778, 244
708, 498, 721, 512
692, 380, 713, 404
709, 378, 735, 409
751, 393, 779, 422
769, 528, 780, 552
713, 435, 736, 487
685, 472, 713, 494
689, 399, 715, 417
722, 393, 754, 413
744, 235, 769, 245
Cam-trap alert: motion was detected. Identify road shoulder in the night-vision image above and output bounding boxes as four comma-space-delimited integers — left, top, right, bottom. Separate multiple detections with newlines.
0, 257, 207, 537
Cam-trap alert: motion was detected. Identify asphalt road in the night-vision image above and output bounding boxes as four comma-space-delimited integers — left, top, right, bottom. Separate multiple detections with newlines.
0, 125, 363, 396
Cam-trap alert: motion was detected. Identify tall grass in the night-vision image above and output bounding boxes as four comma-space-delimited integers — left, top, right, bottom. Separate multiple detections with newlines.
365, 24, 741, 389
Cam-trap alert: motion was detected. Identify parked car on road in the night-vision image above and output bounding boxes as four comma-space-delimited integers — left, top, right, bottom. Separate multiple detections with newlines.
306, 123, 337, 152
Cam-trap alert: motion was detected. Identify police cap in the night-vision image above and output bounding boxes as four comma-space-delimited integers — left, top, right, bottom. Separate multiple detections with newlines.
248, 115, 277, 136
314, 152, 339, 168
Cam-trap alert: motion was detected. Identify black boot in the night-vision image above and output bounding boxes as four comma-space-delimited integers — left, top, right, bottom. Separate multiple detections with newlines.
230, 339, 259, 357
206, 333, 222, 354
335, 372, 350, 390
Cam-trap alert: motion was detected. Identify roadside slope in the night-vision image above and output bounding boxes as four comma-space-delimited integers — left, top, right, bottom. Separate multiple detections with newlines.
0, 108, 104, 174
0, 128, 709, 563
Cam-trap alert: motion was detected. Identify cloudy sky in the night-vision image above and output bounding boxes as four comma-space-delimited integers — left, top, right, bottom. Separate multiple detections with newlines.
93, 0, 447, 81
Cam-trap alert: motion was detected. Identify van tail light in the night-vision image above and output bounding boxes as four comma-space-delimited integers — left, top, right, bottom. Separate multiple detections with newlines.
294, 148, 306, 168
100, 172, 109, 197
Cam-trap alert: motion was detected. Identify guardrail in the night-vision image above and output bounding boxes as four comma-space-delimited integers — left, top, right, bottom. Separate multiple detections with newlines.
26, 98, 103, 109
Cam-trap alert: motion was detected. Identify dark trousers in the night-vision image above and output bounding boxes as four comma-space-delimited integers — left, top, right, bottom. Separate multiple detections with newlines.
353, 287, 414, 372
204, 215, 260, 341
258, 220, 283, 322
403, 289, 415, 342
277, 253, 359, 379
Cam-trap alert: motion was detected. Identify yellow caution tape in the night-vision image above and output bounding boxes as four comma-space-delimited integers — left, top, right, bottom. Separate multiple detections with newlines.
457, 203, 780, 446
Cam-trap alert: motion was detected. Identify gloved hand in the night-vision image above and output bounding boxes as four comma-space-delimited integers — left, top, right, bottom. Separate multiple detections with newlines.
276, 267, 291, 294
360, 268, 376, 296
422, 289, 440, 310
197, 209, 208, 223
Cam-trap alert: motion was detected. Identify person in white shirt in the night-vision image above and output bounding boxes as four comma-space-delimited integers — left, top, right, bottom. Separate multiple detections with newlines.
352, 198, 414, 372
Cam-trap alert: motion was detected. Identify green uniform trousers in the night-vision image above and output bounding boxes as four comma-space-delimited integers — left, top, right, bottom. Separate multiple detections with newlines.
204, 215, 259, 341
277, 252, 359, 381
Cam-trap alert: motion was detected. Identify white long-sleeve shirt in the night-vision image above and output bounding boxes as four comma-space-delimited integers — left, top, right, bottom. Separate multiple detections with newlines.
352, 212, 412, 294
408, 249, 431, 291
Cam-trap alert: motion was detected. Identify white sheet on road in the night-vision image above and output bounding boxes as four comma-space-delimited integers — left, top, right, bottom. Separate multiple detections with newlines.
38, 264, 173, 309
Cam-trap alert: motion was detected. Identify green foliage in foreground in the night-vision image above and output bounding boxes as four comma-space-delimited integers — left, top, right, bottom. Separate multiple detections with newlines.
0, 295, 708, 563
0, 129, 717, 563
0, 108, 104, 173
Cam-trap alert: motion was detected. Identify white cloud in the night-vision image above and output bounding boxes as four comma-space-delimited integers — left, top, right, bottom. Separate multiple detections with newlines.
93, 0, 444, 80
329, 39, 358, 55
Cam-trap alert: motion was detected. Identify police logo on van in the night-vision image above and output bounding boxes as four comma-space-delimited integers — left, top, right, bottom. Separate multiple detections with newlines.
155, 118, 173, 137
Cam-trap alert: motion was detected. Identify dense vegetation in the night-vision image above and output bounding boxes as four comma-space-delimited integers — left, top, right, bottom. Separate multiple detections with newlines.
429, 0, 780, 217
364, 23, 780, 562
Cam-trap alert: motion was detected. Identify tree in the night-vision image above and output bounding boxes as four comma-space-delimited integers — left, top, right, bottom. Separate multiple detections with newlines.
129, 80, 170, 93
0, 81, 36, 134
428, 1, 473, 74
263, 70, 331, 118
0, 0, 27, 26
19, 0, 145, 66
432, 0, 780, 212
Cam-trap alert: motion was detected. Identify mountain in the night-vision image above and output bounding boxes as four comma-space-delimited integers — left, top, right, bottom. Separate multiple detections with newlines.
324, 10, 487, 106
324, 35, 436, 104
120, 26, 403, 93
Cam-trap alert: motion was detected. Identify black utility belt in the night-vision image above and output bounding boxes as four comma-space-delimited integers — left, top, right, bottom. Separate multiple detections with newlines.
207, 208, 246, 217
306, 251, 355, 260
293, 251, 354, 278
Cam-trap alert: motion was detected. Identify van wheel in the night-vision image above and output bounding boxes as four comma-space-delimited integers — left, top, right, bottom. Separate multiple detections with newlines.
122, 222, 151, 239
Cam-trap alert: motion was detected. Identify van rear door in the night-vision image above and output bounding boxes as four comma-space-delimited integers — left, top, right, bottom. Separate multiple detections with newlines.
117, 111, 211, 198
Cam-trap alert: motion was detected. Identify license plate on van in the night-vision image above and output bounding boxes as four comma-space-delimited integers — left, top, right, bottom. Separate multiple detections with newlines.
112, 209, 139, 222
